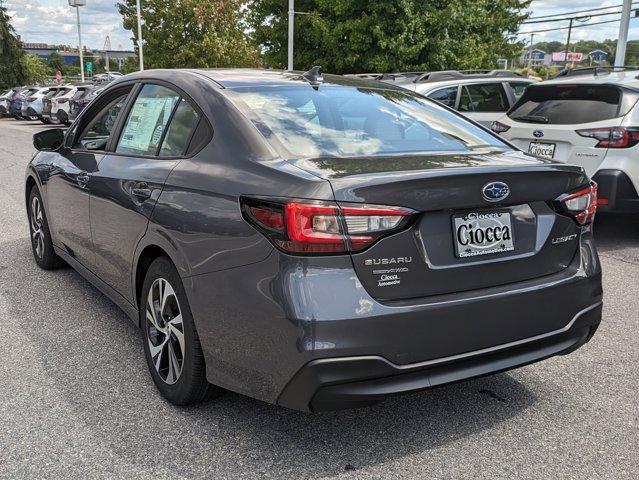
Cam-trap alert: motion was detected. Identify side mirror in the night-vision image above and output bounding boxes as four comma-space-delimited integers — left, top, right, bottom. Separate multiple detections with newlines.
33, 128, 65, 151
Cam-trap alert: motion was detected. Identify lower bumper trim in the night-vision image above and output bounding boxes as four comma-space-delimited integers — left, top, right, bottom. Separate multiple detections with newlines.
277, 302, 602, 412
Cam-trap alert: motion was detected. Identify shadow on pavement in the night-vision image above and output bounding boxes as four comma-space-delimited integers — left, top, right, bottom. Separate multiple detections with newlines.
3, 238, 537, 478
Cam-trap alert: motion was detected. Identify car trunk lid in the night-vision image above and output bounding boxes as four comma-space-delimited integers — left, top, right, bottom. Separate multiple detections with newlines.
288, 151, 588, 300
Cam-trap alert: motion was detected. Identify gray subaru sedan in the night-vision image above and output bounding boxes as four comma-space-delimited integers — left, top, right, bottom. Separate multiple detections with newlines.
25, 68, 602, 412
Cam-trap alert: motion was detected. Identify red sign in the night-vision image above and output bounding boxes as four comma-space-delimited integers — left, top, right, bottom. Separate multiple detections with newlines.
551, 52, 583, 62
55, 71, 62, 85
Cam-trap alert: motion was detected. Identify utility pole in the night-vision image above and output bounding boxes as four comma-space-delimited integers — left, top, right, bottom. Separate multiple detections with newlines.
527, 33, 534, 69
136, 0, 144, 71
564, 17, 573, 67
615, 0, 632, 66
288, 0, 294, 71
69, 1, 86, 83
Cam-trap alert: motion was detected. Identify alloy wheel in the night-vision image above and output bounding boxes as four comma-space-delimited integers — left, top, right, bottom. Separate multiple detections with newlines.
30, 196, 45, 259
146, 278, 185, 385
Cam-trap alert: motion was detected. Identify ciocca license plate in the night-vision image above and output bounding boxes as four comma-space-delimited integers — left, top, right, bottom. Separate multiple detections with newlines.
453, 211, 515, 258
528, 141, 556, 159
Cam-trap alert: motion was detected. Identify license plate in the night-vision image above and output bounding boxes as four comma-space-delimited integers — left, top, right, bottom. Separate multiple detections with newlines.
453, 211, 515, 258
528, 141, 556, 159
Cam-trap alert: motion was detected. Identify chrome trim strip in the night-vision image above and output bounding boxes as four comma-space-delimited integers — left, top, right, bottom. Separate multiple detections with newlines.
318, 301, 602, 371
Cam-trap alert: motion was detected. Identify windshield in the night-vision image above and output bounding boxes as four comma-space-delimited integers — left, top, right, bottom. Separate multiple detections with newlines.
230, 85, 509, 158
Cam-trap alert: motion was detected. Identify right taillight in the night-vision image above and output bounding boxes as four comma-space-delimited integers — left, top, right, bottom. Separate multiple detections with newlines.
576, 126, 639, 148
557, 181, 598, 225
241, 197, 415, 255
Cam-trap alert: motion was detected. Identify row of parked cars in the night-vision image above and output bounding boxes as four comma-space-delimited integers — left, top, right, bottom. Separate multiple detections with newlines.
354, 66, 638, 214
0, 84, 103, 125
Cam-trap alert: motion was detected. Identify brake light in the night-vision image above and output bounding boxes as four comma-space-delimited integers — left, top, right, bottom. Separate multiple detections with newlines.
490, 121, 511, 134
57, 98, 69, 104
241, 198, 415, 254
26, 97, 36, 102
558, 181, 598, 225
576, 127, 639, 148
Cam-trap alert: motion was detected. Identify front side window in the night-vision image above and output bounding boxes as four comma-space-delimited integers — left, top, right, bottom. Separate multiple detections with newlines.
231, 85, 508, 158
74, 94, 129, 151
459, 83, 509, 112
427, 86, 458, 108
116, 84, 180, 156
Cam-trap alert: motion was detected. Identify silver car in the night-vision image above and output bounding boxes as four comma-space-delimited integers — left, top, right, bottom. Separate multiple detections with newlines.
382, 70, 535, 127
21, 87, 53, 121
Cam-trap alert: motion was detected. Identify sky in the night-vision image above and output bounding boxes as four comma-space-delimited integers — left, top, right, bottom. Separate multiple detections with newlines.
3, 0, 639, 51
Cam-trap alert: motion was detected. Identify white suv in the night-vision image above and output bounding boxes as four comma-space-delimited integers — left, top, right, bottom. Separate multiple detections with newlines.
382, 70, 535, 127
493, 68, 639, 213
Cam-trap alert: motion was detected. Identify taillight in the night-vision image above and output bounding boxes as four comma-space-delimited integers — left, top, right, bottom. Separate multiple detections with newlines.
557, 181, 598, 225
490, 121, 511, 134
576, 127, 639, 148
57, 98, 69, 104
27, 97, 36, 102
241, 198, 415, 254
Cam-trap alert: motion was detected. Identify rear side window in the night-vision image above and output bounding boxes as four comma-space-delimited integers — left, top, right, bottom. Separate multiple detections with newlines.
459, 83, 509, 112
427, 86, 458, 108
508, 85, 625, 124
116, 84, 180, 156
159, 98, 200, 157
508, 82, 530, 101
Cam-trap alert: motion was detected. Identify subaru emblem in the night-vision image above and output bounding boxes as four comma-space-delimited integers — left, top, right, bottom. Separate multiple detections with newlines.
533, 130, 544, 138
482, 182, 510, 202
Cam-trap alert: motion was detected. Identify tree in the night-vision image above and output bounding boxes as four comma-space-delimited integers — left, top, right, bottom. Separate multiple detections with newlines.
47, 51, 65, 75
0, 5, 26, 89
116, 0, 260, 69
22, 54, 48, 84
247, 0, 530, 73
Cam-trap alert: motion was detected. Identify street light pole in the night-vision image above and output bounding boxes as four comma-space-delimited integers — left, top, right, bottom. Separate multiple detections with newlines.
615, 0, 632, 66
136, 0, 144, 71
287, 0, 294, 70
69, 0, 85, 83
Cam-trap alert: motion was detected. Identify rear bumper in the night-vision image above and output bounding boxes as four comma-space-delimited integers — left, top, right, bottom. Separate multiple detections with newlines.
593, 169, 639, 213
279, 302, 602, 412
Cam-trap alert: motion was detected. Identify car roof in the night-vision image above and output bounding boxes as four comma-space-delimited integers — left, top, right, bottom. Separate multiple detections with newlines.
540, 69, 639, 88
412, 77, 535, 92
118, 68, 410, 91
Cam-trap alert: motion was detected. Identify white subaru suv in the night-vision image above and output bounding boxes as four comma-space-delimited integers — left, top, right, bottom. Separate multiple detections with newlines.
492, 68, 639, 213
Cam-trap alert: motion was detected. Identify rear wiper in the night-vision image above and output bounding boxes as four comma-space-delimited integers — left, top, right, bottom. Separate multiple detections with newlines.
467, 144, 508, 151
511, 114, 549, 124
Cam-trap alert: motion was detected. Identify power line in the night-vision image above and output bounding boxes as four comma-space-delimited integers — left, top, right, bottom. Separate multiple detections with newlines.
523, 7, 637, 25
524, 3, 636, 22
518, 17, 629, 36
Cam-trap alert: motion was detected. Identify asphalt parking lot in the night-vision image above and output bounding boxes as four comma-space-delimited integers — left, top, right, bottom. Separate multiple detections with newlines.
0, 117, 637, 480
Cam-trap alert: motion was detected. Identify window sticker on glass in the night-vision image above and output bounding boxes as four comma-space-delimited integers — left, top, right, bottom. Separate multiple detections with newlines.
118, 98, 176, 153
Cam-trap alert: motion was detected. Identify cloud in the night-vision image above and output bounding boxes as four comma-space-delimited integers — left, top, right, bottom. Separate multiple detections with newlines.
5, 0, 133, 50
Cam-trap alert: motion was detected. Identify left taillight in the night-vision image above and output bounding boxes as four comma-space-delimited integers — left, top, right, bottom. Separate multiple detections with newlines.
241, 198, 415, 255
557, 181, 598, 225
490, 121, 511, 134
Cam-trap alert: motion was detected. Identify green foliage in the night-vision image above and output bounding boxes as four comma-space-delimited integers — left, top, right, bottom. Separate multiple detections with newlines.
47, 52, 65, 75
247, 0, 531, 74
0, 6, 26, 89
120, 56, 140, 74
22, 54, 48, 84
116, 0, 260, 69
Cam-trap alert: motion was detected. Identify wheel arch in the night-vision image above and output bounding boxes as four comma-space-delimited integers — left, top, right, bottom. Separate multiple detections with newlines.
132, 230, 192, 326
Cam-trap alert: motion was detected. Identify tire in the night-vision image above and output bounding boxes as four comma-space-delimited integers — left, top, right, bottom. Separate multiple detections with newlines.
27, 186, 65, 270
140, 257, 221, 405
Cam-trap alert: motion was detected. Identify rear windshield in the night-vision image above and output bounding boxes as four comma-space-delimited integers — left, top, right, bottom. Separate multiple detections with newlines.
72, 88, 92, 100
230, 85, 509, 158
508, 85, 630, 124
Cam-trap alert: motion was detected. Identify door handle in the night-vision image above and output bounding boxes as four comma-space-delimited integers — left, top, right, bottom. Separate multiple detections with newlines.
131, 182, 152, 200
77, 171, 89, 187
